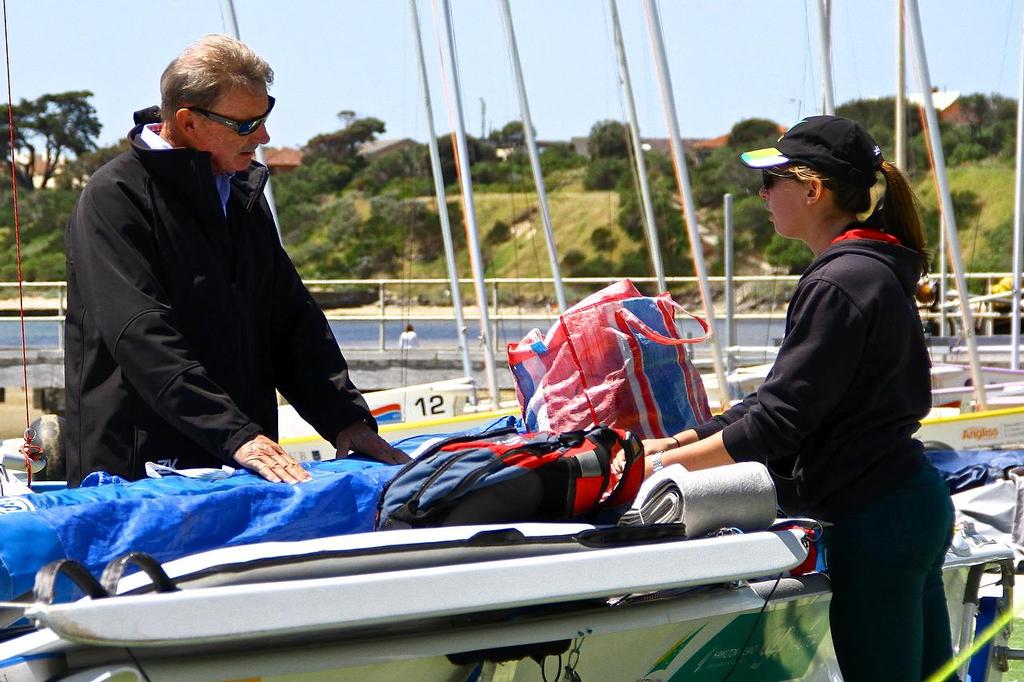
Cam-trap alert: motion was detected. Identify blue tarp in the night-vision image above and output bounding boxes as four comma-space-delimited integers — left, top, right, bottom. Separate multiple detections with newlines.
0, 458, 396, 602
926, 449, 1024, 493
0, 415, 520, 605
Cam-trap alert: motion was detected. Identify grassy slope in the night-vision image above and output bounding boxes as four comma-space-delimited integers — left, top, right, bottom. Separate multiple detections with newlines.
391, 160, 1017, 284
916, 160, 1016, 272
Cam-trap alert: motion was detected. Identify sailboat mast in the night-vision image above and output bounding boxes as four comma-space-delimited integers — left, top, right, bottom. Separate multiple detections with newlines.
220, 0, 282, 243
435, 0, 502, 407
498, 0, 568, 312
818, 0, 835, 115
895, 0, 907, 170
408, 0, 476, 396
609, 0, 667, 294
641, 0, 730, 409
1012, 6, 1024, 370
904, 0, 987, 409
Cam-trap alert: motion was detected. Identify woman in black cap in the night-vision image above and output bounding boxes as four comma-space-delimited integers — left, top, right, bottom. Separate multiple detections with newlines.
640, 115, 955, 680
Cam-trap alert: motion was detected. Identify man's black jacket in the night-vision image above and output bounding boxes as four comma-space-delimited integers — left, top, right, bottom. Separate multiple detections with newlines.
63, 124, 372, 486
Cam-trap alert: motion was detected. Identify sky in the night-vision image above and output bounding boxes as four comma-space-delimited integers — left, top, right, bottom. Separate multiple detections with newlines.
6, 1, 1024, 151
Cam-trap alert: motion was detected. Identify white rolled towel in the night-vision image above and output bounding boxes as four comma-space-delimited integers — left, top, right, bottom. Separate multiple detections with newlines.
622, 461, 777, 537
678, 462, 777, 537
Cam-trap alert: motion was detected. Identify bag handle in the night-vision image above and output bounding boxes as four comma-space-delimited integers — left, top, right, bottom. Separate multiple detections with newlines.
586, 427, 641, 510
614, 300, 710, 346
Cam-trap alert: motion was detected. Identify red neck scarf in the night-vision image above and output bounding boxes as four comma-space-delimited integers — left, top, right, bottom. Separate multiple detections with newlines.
831, 228, 902, 246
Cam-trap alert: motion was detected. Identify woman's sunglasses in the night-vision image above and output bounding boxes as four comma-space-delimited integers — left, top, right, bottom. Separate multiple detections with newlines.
761, 168, 794, 191
185, 95, 276, 136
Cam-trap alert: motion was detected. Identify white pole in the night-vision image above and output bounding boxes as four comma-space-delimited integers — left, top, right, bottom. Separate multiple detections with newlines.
1012, 5, 1024, 370
905, 0, 987, 409
724, 193, 735, 374
818, 0, 836, 115
221, 0, 282, 243
642, 0, 730, 410
895, 0, 907, 170
408, 0, 476, 397
610, 0, 666, 294
498, 0, 568, 312
436, 0, 502, 407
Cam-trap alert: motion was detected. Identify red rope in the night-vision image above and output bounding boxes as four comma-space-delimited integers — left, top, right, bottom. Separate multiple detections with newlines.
1, 0, 38, 484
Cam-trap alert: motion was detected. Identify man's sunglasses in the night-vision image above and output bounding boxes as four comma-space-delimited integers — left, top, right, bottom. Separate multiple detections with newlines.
185, 95, 275, 136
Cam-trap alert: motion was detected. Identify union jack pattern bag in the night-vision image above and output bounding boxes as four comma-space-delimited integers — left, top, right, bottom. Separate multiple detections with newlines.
508, 280, 712, 439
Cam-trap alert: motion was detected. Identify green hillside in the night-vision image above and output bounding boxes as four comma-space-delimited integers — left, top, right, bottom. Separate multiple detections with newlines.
915, 160, 1016, 273
390, 159, 1020, 286
3, 91, 1022, 295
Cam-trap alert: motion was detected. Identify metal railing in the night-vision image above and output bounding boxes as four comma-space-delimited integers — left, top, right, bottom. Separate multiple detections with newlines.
0, 273, 1019, 352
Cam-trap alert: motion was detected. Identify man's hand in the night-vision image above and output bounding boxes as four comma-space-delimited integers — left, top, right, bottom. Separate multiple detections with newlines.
335, 421, 410, 465
233, 434, 312, 483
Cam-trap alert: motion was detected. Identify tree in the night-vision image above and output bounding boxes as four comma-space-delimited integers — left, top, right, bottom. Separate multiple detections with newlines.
62, 139, 129, 188
590, 227, 617, 252
486, 219, 512, 245
587, 120, 630, 159
430, 134, 497, 186
726, 118, 781, 150
304, 116, 386, 165
4, 91, 102, 189
489, 120, 524, 147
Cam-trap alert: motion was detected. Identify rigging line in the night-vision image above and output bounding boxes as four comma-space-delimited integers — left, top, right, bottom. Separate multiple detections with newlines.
719, 573, 783, 682
1, 0, 37, 484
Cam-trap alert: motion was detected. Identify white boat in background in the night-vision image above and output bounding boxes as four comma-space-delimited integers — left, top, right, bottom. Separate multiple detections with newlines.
278, 378, 519, 460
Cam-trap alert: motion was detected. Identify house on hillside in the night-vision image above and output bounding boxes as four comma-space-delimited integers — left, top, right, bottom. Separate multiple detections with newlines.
907, 89, 962, 123
568, 134, 722, 162
357, 138, 418, 159
12, 152, 67, 189
262, 146, 303, 175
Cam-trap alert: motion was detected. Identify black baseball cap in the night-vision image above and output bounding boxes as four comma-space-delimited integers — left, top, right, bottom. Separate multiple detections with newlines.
740, 115, 883, 188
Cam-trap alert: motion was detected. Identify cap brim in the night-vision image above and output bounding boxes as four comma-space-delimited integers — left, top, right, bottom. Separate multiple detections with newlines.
740, 147, 790, 169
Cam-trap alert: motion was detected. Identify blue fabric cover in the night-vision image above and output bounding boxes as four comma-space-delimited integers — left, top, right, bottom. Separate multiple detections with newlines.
0, 458, 396, 603
0, 416, 520, 606
925, 449, 1024, 493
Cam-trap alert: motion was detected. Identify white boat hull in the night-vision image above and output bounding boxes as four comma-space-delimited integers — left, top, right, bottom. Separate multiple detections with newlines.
0, 524, 1012, 682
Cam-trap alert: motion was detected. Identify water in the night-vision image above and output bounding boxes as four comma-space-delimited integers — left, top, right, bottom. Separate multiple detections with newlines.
328, 317, 787, 351
0, 317, 788, 351
0, 320, 61, 349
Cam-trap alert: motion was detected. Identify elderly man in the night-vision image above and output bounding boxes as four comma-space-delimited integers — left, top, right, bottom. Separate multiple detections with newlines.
63, 34, 407, 487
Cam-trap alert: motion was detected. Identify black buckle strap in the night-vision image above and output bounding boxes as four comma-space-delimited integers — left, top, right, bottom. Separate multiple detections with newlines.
100, 552, 179, 595
33, 559, 108, 604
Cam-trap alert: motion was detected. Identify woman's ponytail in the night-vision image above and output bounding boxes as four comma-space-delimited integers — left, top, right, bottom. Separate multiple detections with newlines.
878, 161, 928, 273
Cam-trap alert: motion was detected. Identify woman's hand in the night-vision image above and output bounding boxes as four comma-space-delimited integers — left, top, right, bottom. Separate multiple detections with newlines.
640, 430, 698, 456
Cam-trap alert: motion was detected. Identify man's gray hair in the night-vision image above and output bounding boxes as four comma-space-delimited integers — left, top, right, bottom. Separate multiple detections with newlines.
160, 34, 274, 122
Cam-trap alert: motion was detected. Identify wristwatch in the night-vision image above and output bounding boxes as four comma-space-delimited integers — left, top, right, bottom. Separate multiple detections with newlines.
651, 453, 664, 473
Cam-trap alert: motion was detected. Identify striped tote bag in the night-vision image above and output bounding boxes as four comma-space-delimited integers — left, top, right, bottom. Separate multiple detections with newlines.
508, 279, 712, 439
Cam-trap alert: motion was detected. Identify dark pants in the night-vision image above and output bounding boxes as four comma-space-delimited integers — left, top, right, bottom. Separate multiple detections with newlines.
825, 464, 957, 681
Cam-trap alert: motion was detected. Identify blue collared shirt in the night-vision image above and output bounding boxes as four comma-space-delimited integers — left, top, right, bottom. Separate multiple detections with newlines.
140, 124, 232, 216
